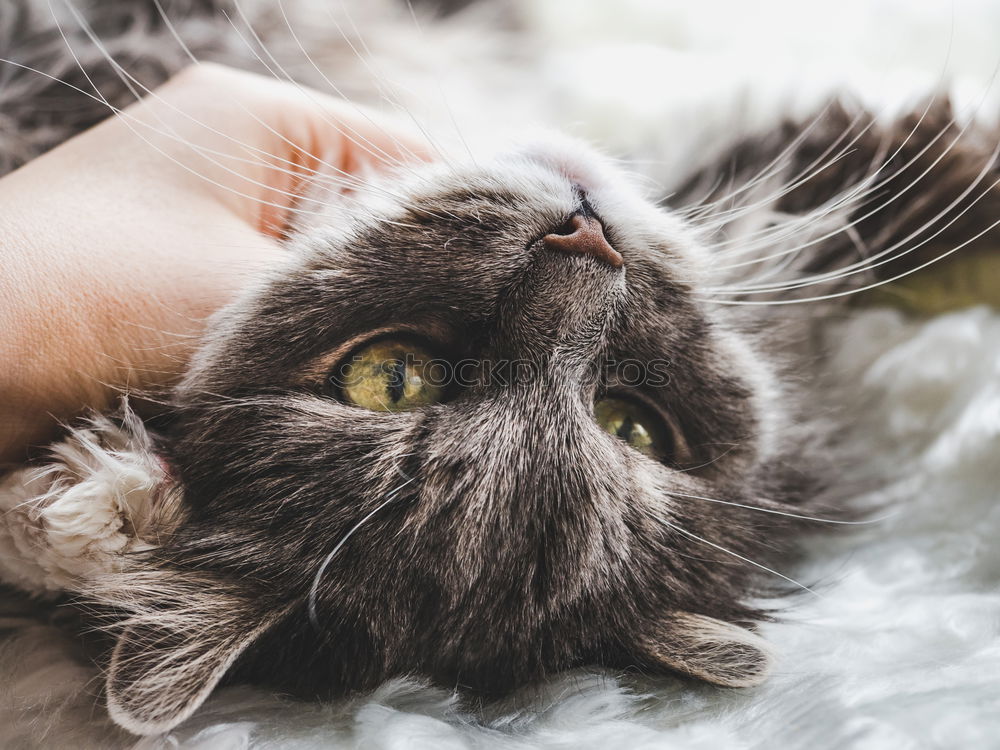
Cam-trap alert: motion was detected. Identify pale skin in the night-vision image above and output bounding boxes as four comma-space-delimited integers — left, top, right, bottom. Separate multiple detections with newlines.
0, 63, 425, 464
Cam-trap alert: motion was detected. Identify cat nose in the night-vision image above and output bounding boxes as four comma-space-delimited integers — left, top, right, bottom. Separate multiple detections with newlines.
542, 213, 623, 269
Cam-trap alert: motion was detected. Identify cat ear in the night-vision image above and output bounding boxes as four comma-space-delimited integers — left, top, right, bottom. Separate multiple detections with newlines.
637, 612, 773, 688
99, 574, 282, 736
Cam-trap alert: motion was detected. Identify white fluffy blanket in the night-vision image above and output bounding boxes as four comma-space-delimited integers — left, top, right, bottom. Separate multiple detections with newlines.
3, 1, 1000, 747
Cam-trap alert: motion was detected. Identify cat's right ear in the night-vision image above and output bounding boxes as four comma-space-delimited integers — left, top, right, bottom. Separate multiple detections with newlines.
93, 572, 284, 736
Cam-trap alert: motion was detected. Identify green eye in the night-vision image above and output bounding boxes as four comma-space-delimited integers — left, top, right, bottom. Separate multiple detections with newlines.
595, 396, 673, 460
336, 339, 446, 411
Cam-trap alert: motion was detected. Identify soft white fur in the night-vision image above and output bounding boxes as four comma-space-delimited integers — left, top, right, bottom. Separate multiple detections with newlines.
0, 413, 171, 596
3, 1, 1000, 747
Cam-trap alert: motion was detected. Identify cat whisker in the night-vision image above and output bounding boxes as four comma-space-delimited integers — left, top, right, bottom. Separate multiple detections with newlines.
647, 511, 822, 598
668, 490, 893, 525
307, 469, 417, 631
280, 0, 445, 169
702, 95, 951, 264
696, 87, 949, 241
703, 56, 1000, 299
56, 0, 440, 220
73, 0, 421, 202
148, 0, 401, 193
695, 89, 961, 266
313, 0, 461, 171
227, 0, 439, 175
688, 34, 967, 240
706, 148, 1000, 301
400, 0, 477, 166
708, 193, 1000, 306
683, 101, 870, 228
41, 7, 394, 223
706, 105, 992, 289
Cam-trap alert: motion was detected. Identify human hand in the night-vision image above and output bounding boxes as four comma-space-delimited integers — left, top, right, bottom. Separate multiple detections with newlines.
0, 63, 425, 463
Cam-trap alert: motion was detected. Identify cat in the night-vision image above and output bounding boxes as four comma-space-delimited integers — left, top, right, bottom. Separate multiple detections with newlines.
1, 0, 998, 738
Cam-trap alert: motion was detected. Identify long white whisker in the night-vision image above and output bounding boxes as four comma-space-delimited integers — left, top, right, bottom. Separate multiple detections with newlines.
648, 511, 822, 598
707, 56, 1000, 298
669, 490, 893, 525
694, 138, 869, 244
147, 0, 393, 192
685, 102, 870, 229
399, 0, 476, 165
49, 1, 394, 221
709, 194, 1000, 306
689, 22, 962, 240
710, 157, 1000, 300
307, 471, 417, 631
292, 0, 454, 171
227, 0, 437, 171
706, 110, 985, 291
274, 0, 433, 169
704, 94, 952, 268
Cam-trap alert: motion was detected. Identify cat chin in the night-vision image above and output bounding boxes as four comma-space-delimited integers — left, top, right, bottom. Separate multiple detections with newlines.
505, 132, 625, 193
503, 134, 720, 282
356, 132, 717, 287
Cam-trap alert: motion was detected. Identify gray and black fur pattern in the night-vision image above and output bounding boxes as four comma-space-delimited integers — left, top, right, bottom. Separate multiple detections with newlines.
3, 0, 1000, 737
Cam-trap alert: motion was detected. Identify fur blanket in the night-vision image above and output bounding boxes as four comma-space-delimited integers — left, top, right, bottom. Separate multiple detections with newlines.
2, 0, 999, 747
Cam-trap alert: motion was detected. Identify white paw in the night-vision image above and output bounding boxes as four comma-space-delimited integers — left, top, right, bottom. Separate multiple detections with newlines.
0, 413, 174, 596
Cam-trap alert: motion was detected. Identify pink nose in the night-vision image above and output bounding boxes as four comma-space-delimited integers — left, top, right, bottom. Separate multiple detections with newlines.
542, 213, 624, 269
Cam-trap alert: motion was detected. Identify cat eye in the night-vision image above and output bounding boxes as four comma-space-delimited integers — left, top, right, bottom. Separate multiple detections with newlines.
594, 396, 682, 463
334, 338, 448, 411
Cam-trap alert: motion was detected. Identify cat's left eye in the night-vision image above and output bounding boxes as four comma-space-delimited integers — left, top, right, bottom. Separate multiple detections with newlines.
332, 338, 447, 411
594, 396, 685, 464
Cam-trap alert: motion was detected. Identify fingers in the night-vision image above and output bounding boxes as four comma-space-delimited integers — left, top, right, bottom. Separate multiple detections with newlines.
153, 63, 431, 236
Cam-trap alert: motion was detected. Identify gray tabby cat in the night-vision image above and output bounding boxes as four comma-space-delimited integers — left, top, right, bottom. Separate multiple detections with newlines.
2, 0, 998, 737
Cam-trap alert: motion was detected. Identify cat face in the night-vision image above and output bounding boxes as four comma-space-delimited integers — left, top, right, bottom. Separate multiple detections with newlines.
104, 138, 797, 734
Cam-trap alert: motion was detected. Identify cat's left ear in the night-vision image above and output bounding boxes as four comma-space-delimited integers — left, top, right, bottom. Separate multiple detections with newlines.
635, 611, 773, 688
95, 573, 283, 736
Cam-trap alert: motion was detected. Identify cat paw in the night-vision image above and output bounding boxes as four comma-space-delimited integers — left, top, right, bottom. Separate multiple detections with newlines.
0, 413, 174, 596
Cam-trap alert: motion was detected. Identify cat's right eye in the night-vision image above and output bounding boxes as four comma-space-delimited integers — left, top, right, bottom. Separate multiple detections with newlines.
331, 338, 448, 412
